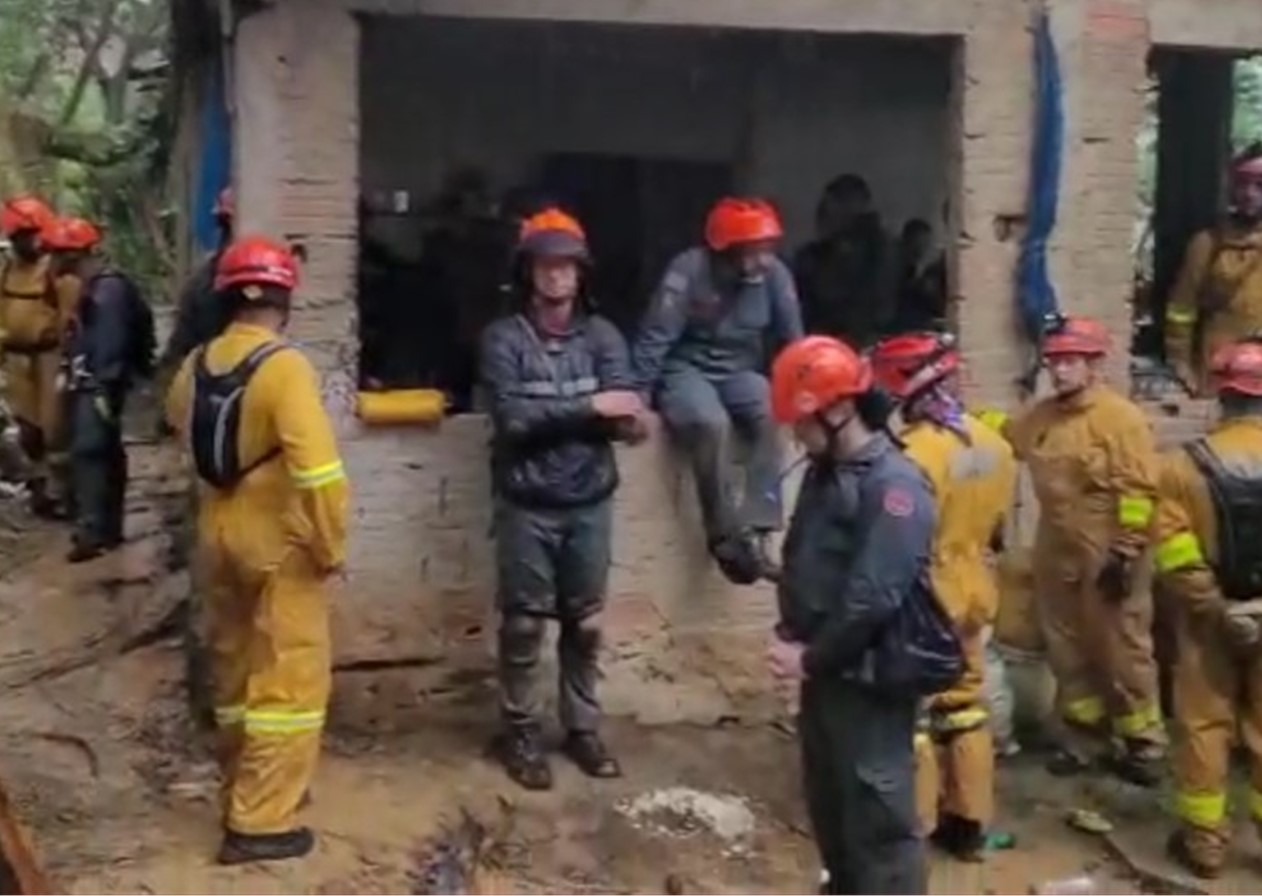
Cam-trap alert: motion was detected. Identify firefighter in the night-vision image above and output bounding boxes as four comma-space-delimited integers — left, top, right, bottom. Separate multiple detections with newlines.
1166, 145, 1262, 395
632, 197, 803, 585
45, 217, 150, 562
157, 187, 235, 389
165, 235, 348, 865
481, 208, 646, 791
1154, 336, 1262, 878
0, 195, 67, 517
869, 331, 1017, 861
1003, 315, 1164, 784
767, 335, 936, 895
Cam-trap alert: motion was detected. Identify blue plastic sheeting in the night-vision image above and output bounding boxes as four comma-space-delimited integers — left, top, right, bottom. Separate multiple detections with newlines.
1016, 10, 1064, 343
193, 64, 231, 252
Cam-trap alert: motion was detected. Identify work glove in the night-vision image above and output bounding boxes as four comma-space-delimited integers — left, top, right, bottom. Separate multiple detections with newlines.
1224, 610, 1262, 652
1096, 549, 1135, 602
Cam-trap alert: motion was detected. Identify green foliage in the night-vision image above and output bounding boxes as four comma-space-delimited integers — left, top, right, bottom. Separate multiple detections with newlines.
0, 0, 172, 297
1235, 57, 1262, 151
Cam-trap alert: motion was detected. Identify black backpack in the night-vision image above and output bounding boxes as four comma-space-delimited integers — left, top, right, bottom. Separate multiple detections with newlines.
190, 342, 288, 488
870, 573, 964, 697
87, 271, 155, 380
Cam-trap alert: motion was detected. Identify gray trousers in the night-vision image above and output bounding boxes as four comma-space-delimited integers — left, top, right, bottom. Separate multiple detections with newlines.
655, 366, 783, 541
495, 499, 612, 733
69, 390, 126, 546
799, 679, 926, 895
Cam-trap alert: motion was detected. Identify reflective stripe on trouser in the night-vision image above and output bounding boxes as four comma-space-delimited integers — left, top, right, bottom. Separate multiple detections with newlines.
1172, 609, 1262, 834
206, 546, 331, 835
1032, 527, 1162, 743
927, 631, 994, 825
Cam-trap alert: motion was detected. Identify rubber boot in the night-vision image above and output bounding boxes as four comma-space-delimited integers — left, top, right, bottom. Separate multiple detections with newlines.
1166, 828, 1224, 880
217, 827, 314, 866
1106, 738, 1164, 788
709, 530, 763, 585
935, 814, 985, 863
493, 727, 552, 791
562, 731, 622, 778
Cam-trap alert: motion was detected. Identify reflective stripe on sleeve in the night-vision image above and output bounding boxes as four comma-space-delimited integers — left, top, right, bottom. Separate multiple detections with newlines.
290, 460, 346, 490
1118, 495, 1155, 528
1155, 531, 1205, 573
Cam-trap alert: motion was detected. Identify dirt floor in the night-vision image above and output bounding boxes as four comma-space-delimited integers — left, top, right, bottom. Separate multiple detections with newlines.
0, 471, 1259, 895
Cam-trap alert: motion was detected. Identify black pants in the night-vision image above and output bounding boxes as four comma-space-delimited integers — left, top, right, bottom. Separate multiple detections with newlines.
494, 499, 612, 733
799, 678, 926, 895
69, 390, 127, 546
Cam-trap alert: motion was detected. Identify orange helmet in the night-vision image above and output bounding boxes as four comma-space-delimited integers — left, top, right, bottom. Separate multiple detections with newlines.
1, 196, 54, 237
42, 216, 102, 252
1042, 315, 1111, 358
214, 235, 299, 292
704, 197, 783, 252
1209, 338, 1262, 397
771, 335, 873, 424
518, 207, 588, 259
869, 331, 961, 400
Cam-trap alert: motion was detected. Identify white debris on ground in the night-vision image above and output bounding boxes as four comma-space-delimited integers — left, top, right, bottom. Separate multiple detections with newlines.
615, 787, 756, 855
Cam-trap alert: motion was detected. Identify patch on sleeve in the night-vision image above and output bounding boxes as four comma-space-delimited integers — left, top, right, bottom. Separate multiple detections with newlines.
883, 487, 915, 518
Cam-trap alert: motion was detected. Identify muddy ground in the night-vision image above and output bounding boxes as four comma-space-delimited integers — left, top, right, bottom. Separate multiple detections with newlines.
0, 482, 1258, 895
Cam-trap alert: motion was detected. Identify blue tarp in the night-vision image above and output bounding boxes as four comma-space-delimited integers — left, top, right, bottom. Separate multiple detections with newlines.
1016, 10, 1064, 344
192, 64, 231, 252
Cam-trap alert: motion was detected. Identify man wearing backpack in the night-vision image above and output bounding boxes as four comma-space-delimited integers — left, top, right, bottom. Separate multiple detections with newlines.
165, 235, 348, 865
870, 331, 1017, 862
46, 216, 154, 562
767, 335, 945, 895
0, 195, 77, 518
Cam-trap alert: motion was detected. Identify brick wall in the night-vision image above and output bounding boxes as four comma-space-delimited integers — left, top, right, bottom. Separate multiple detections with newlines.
228, 0, 1244, 728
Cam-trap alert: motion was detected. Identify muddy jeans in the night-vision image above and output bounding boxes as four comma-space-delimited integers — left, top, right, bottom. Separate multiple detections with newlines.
495, 499, 612, 733
799, 678, 926, 895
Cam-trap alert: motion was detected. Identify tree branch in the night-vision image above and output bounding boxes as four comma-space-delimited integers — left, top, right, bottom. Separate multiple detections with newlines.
59, 0, 123, 127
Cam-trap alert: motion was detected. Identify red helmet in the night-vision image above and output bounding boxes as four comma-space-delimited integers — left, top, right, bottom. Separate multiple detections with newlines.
518, 207, 588, 258
213, 187, 235, 220
1210, 338, 1262, 397
704, 197, 784, 252
42, 216, 102, 252
214, 235, 299, 292
1042, 315, 1111, 358
869, 331, 961, 400
771, 335, 873, 424
1, 196, 54, 237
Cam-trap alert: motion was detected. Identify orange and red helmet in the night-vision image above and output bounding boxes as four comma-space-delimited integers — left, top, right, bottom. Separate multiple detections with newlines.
1042, 315, 1111, 358
704, 197, 784, 252
1, 196, 54, 237
42, 216, 102, 252
869, 331, 961, 400
1209, 338, 1262, 397
771, 335, 873, 424
517, 207, 588, 259
214, 235, 299, 293
213, 187, 235, 221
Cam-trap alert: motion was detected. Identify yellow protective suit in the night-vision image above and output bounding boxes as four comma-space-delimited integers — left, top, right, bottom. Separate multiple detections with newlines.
0, 256, 72, 474
1165, 225, 1262, 395
1004, 384, 1162, 745
903, 414, 1017, 832
166, 321, 349, 836
1153, 415, 1262, 872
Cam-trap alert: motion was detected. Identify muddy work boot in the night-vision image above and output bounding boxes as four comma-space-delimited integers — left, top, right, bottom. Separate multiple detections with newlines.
709, 530, 765, 586
1166, 828, 1225, 880
931, 814, 986, 863
562, 731, 622, 779
1105, 738, 1164, 788
28, 478, 63, 520
492, 727, 553, 791
217, 827, 315, 866
66, 534, 121, 564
